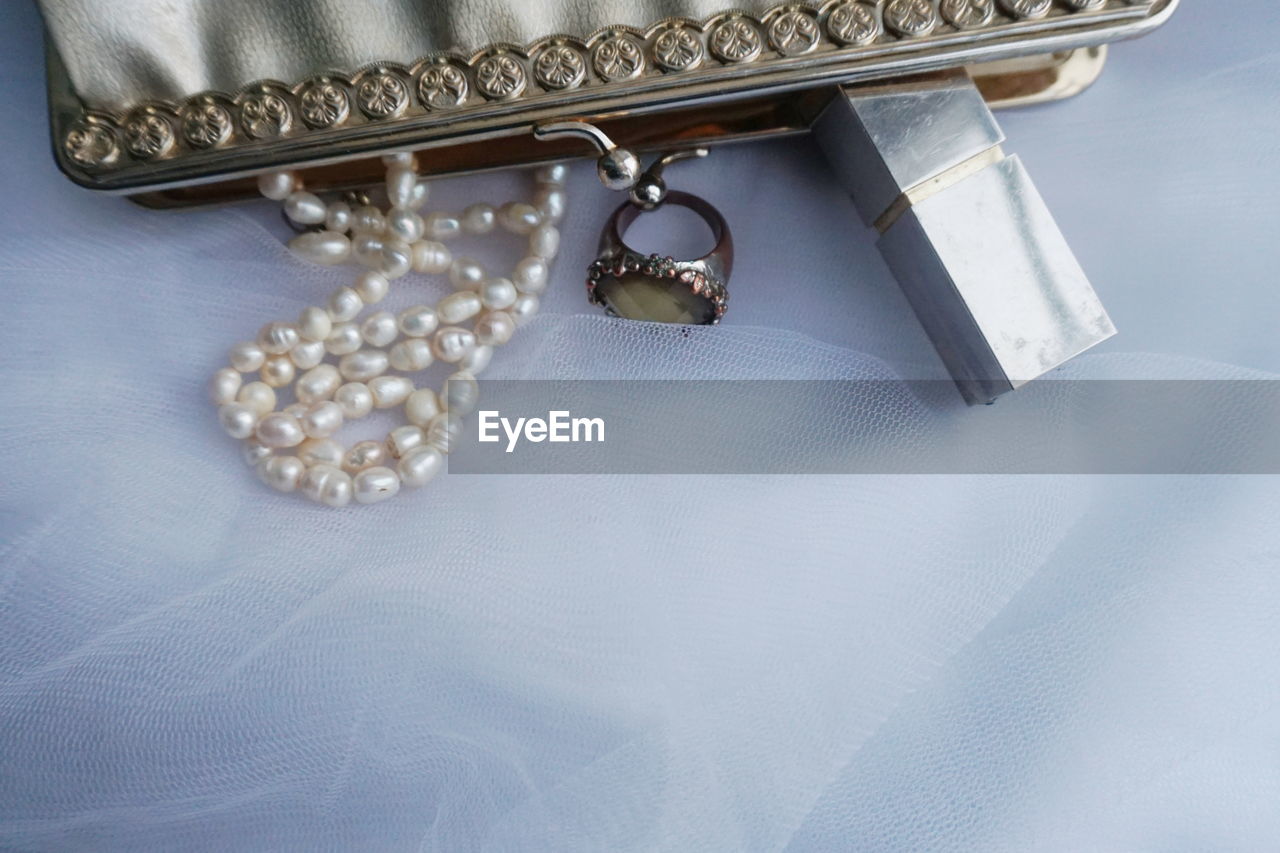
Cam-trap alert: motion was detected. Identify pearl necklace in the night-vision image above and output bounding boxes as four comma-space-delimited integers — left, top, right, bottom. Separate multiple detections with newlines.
210, 153, 568, 506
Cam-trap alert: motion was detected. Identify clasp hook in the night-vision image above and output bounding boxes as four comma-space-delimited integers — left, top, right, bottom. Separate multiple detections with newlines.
533, 119, 709, 209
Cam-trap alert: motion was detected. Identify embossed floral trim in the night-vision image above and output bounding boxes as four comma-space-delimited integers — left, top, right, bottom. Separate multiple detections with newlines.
60, 0, 1156, 171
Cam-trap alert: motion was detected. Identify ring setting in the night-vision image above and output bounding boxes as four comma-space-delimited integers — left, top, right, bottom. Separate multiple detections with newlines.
588, 190, 733, 326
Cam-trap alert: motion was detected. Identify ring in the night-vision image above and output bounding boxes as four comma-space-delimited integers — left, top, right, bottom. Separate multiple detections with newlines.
587, 191, 732, 325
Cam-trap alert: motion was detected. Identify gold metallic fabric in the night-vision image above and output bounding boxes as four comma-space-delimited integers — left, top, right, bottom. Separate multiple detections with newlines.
39, 0, 783, 109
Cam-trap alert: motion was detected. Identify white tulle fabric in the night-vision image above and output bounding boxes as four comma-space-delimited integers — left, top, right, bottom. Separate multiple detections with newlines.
2, 2, 1280, 850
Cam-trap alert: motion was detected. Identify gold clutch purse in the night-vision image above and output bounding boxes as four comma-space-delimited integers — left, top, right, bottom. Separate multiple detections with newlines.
41, 0, 1178, 412
46, 1, 1174, 200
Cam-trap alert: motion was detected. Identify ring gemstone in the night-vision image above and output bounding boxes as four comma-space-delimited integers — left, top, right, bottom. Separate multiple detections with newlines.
588, 253, 723, 325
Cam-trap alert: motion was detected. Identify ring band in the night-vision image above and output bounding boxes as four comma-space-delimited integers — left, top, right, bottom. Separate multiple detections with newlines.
587, 191, 733, 325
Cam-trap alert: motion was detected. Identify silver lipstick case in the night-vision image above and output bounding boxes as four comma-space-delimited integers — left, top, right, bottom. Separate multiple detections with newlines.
814, 69, 1115, 403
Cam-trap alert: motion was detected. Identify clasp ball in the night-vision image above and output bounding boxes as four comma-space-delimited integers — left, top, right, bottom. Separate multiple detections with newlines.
597, 148, 641, 191
630, 175, 666, 210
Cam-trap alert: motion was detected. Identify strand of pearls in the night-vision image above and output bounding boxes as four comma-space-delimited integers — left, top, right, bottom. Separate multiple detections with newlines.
211, 154, 568, 506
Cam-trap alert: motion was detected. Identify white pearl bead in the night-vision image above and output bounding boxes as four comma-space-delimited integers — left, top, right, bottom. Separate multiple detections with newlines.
209, 367, 242, 405
229, 341, 266, 373
424, 212, 461, 241
386, 207, 424, 243
289, 339, 326, 370
353, 271, 389, 304
425, 411, 463, 454
284, 402, 310, 419
510, 293, 540, 326
343, 440, 388, 473
474, 310, 515, 346
325, 201, 352, 233
534, 186, 567, 224
387, 425, 426, 458
382, 151, 415, 168
288, 231, 351, 266
334, 382, 374, 419
499, 201, 542, 235
352, 234, 384, 268
458, 344, 493, 375
296, 363, 341, 403
385, 165, 418, 209
255, 412, 306, 448
301, 464, 353, 507
284, 191, 327, 225
404, 388, 441, 426
219, 402, 258, 439
353, 467, 400, 504
479, 277, 518, 311
297, 437, 345, 468
260, 355, 296, 388
379, 238, 413, 279
461, 203, 496, 235
529, 224, 560, 259
241, 439, 273, 466
535, 163, 569, 185
407, 181, 430, 210
360, 312, 398, 348
325, 322, 363, 355
398, 305, 438, 338
398, 445, 444, 487
299, 400, 344, 438
297, 306, 333, 342
339, 350, 390, 382
327, 287, 363, 323
513, 257, 549, 294
411, 241, 452, 275
257, 171, 297, 200
389, 338, 434, 372
258, 455, 306, 492
257, 322, 300, 355
449, 257, 485, 291
432, 326, 476, 363
441, 372, 480, 415
350, 206, 385, 235
369, 375, 414, 409
236, 380, 277, 415
437, 291, 482, 324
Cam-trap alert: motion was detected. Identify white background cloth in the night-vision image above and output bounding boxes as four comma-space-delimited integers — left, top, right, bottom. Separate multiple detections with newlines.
2, 3, 1279, 850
